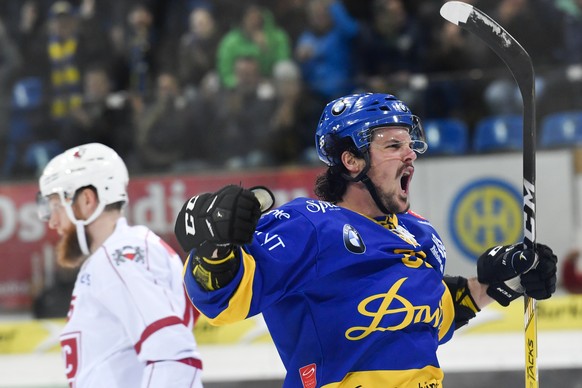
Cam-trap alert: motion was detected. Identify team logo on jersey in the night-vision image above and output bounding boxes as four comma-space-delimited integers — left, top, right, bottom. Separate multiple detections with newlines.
61, 332, 81, 384
343, 224, 366, 254
345, 277, 444, 341
112, 246, 145, 265
390, 225, 420, 247
449, 178, 522, 261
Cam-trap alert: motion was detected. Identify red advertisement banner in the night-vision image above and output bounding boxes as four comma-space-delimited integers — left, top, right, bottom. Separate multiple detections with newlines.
0, 167, 324, 311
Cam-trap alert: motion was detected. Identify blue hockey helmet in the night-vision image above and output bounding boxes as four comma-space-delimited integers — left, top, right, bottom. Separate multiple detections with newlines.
315, 93, 427, 166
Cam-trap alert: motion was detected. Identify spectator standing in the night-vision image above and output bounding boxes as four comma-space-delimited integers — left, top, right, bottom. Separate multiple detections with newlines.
62, 66, 133, 159
550, 0, 582, 65
176, 71, 223, 171
0, 17, 23, 146
46, 1, 114, 126
267, 59, 321, 165
214, 55, 277, 169
270, 0, 309, 46
216, 3, 291, 89
132, 71, 189, 172
357, 0, 426, 110
529, 0, 582, 116
14, 1, 49, 80
295, 0, 359, 103
1, 77, 52, 179
177, 6, 221, 94
423, 18, 482, 121
110, 3, 158, 96
46, 1, 83, 125
480, 0, 554, 115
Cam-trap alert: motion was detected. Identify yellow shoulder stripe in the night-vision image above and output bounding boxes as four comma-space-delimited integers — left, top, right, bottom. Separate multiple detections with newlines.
207, 249, 256, 325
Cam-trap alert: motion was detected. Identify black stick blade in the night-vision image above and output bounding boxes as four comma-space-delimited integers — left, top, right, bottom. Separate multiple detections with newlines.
439, 1, 534, 97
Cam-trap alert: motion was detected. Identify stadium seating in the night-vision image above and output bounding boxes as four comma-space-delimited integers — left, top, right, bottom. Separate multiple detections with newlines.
473, 114, 523, 153
540, 111, 582, 148
423, 118, 469, 156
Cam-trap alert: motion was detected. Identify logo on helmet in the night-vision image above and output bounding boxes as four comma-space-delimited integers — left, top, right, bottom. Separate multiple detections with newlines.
331, 100, 347, 115
393, 102, 409, 112
73, 147, 86, 158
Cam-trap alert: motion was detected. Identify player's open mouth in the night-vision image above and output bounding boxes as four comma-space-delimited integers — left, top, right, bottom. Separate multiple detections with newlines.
400, 168, 413, 194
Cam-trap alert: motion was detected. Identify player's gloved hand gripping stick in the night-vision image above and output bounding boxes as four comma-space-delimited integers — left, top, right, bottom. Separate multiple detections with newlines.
174, 185, 274, 290
477, 243, 557, 307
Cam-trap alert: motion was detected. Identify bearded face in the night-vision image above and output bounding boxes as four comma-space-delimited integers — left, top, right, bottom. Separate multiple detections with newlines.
42, 193, 90, 268
55, 219, 90, 268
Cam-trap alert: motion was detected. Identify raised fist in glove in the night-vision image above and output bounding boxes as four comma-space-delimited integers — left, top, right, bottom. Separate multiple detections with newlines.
174, 185, 261, 258
477, 243, 557, 306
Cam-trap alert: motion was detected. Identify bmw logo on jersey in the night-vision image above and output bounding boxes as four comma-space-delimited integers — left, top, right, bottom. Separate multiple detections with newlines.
343, 224, 366, 254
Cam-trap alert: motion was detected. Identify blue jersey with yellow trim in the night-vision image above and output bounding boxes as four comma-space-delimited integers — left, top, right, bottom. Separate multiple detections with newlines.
184, 198, 455, 387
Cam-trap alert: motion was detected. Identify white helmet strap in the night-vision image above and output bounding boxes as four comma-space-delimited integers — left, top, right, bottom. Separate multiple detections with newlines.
63, 196, 106, 256
75, 222, 90, 256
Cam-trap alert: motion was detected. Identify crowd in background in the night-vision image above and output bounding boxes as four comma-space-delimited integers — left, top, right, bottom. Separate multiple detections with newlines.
0, 0, 581, 180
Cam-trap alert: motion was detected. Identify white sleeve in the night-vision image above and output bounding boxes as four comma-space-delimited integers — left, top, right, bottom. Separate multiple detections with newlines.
141, 360, 203, 388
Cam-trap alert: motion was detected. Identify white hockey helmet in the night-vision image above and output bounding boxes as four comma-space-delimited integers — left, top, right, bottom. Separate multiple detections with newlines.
38, 143, 129, 254
39, 142, 129, 207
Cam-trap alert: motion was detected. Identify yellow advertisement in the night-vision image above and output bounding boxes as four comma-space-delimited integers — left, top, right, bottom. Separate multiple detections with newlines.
1, 294, 581, 354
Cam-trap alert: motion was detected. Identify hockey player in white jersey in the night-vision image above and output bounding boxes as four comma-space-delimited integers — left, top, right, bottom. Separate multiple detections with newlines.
37, 143, 203, 388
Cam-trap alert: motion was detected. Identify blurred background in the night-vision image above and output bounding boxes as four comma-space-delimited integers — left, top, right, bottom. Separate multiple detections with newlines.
0, 0, 581, 386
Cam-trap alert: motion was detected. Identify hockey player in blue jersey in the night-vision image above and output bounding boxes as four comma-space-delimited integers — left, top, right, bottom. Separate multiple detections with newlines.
174, 93, 557, 387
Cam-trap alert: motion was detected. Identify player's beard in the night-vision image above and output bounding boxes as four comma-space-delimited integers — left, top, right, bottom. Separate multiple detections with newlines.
56, 223, 90, 268
374, 180, 410, 214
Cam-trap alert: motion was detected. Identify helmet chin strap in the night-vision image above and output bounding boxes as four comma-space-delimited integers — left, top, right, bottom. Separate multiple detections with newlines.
341, 152, 392, 215
75, 222, 90, 256
64, 201, 106, 256
360, 175, 392, 215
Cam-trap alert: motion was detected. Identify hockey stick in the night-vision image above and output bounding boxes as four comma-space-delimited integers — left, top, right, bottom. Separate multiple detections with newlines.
439, 2, 538, 387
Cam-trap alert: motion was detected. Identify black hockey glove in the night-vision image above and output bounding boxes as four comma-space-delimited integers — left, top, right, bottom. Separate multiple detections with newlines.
477, 243, 557, 306
520, 244, 557, 300
174, 185, 262, 258
478, 243, 536, 306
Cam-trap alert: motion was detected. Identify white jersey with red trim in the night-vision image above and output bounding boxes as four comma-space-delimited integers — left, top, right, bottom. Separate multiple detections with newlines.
60, 217, 202, 388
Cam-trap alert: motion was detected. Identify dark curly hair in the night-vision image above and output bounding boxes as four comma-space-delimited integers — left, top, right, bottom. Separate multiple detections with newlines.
314, 135, 363, 203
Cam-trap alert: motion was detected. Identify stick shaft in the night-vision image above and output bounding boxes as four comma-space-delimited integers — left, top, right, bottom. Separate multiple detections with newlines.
440, 2, 538, 386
